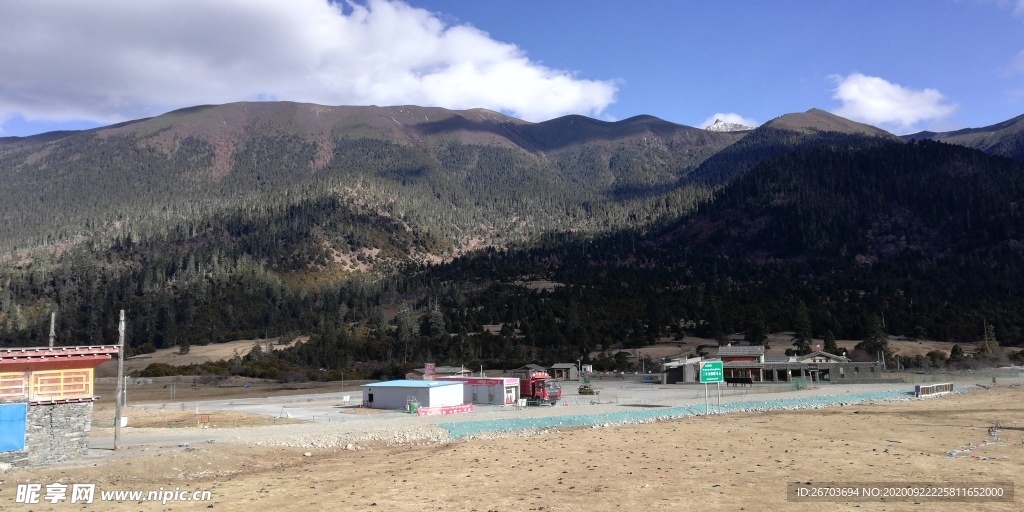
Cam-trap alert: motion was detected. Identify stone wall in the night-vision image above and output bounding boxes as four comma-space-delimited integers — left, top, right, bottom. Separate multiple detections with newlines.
0, 401, 93, 467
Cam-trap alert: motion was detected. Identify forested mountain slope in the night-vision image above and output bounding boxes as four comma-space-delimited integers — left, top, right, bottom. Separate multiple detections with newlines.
434, 138, 1024, 351
0, 102, 741, 255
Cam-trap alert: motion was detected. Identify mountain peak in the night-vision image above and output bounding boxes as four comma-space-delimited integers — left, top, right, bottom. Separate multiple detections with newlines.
765, 108, 893, 138
705, 119, 753, 132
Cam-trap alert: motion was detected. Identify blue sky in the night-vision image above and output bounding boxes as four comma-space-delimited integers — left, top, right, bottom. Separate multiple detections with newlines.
1, 0, 1022, 137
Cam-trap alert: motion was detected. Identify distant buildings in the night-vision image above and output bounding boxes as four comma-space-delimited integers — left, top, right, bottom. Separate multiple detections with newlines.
664, 345, 883, 384
405, 365, 472, 380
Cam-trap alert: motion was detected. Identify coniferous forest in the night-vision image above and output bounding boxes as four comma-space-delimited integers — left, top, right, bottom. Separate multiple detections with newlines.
2, 103, 1023, 380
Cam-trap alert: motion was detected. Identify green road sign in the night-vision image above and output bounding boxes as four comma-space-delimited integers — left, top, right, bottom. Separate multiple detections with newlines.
699, 361, 723, 383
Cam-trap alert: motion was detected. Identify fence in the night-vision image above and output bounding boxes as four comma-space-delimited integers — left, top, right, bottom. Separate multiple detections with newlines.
915, 382, 954, 397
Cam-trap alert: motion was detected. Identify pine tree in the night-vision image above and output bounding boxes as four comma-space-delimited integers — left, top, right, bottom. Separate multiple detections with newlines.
978, 322, 1000, 358
855, 314, 890, 359
950, 344, 965, 362
792, 301, 813, 355
823, 330, 840, 355
744, 321, 767, 346
428, 307, 447, 337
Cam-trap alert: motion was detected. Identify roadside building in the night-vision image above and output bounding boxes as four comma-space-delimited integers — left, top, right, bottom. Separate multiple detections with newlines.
548, 363, 578, 381
436, 376, 520, 405
719, 345, 765, 384
717, 345, 883, 383
797, 351, 849, 364
515, 364, 547, 375
664, 357, 702, 384
360, 380, 464, 410
0, 345, 119, 467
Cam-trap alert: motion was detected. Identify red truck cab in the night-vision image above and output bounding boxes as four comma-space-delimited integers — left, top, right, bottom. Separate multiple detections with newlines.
515, 370, 562, 405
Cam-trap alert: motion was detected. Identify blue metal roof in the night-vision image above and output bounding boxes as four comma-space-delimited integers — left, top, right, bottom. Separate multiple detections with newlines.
361, 380, 461, 388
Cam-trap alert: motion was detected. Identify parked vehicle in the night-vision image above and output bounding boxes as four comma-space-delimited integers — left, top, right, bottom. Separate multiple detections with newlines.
512, 369, 562, 405
578, 385, 600, 395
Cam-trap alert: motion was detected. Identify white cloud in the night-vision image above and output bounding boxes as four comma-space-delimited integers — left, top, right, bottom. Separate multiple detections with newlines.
976, 0, 1024, 17
697, 113, 758, 129
830, 73, 956, 131
0, 0, 616, 127
1011, 50, 1024, 73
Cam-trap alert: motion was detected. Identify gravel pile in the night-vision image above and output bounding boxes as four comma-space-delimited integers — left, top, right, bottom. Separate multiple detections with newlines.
244, 423, 452, 449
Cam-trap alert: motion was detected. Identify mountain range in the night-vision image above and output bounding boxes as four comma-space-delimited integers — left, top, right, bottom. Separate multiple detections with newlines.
0, 102, 751, 255
1, 102, 1023, 368
7, 102, 1011, 258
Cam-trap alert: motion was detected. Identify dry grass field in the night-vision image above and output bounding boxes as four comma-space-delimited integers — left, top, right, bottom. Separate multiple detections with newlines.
94, 337, 306, 378
89, 375, 359, 428
3, 386, 1021, 511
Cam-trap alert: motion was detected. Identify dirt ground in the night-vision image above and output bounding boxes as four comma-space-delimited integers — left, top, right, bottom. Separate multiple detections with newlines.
95, 337, 306, 378
3, 386, 1021, 511
89, 376, 360, 428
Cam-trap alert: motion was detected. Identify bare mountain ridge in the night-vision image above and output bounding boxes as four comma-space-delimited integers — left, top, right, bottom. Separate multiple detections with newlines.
93, 102, 741, 151
4, 102, 745, 177
763, 108, 895, 137
903, 113, 1024, 162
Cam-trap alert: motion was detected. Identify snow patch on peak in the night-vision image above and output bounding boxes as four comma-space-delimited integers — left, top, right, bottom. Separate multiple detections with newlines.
705, 119, 753, 132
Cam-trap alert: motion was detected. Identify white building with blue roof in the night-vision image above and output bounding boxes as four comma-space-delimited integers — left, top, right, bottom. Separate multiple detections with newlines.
361, 379, 464, 410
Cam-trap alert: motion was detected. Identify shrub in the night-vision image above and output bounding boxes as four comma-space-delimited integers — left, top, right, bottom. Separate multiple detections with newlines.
138, 363, 180, 377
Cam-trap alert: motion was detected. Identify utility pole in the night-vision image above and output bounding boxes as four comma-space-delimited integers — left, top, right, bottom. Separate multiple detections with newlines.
114, 310, 126, 451
48, 312, 56, 349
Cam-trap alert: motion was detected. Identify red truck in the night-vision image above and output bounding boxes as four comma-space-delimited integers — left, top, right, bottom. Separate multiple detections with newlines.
512, 369, 562, 405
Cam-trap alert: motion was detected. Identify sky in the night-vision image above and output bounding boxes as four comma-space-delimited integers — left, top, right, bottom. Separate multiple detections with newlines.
1, 0, 1022, 137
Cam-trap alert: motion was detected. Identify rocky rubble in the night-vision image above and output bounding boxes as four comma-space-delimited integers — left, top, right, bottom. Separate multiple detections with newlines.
246, 424, 452, 449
